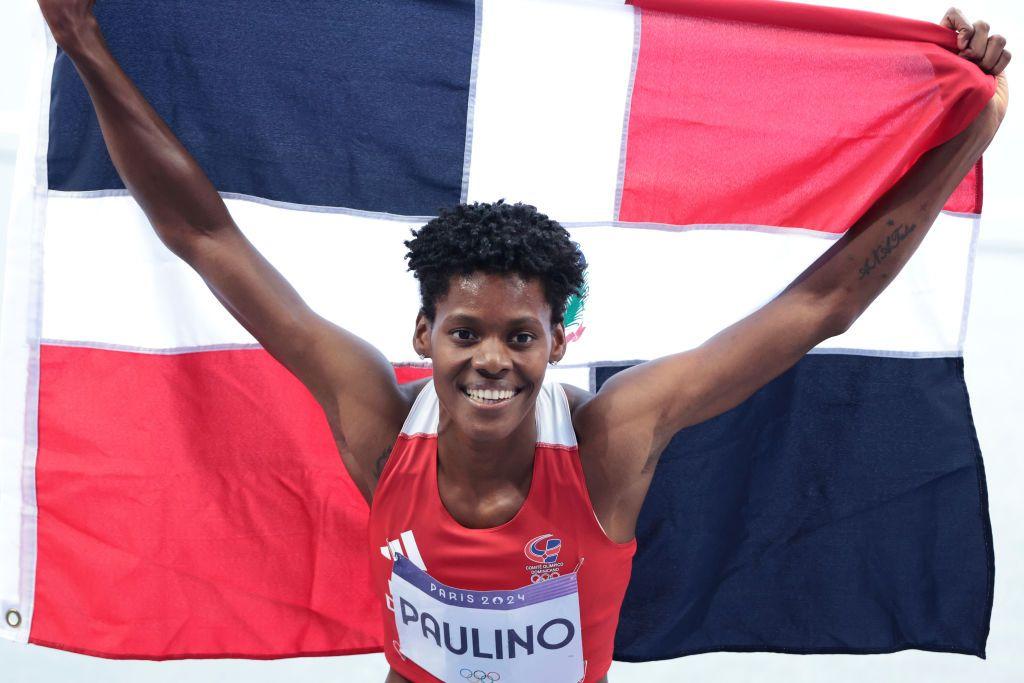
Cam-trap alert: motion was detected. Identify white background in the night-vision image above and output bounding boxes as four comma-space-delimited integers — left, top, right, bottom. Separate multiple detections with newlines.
1, 1, 1021, 681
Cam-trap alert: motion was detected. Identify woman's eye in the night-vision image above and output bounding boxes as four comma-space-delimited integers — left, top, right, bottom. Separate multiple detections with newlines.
452, 329, 475, 341
513, 333, 535, 344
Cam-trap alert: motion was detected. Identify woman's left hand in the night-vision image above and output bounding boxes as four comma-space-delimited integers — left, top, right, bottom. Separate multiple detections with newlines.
941, 7, 1010, 140
941, 7, 1010, 75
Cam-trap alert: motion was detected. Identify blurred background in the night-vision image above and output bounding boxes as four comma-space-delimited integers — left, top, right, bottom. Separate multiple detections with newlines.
1, 1, 1021, 681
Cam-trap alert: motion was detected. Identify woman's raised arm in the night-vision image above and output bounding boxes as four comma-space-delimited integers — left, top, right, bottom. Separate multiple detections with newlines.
36, 0, 412, 501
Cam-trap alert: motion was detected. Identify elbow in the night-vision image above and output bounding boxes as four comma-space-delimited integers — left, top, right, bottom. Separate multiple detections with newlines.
159, 232, 194, 260
820, 297, 858, 339
158, 224, 230, 265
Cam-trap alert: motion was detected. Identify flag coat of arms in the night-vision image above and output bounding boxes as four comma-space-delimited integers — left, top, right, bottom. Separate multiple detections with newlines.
0, 0, 995, 662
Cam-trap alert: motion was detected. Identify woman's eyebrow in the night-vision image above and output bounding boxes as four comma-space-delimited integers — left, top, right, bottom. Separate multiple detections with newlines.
446, 313, 542, 327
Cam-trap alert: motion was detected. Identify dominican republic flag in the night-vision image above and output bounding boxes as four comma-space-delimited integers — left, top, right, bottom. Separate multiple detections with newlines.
0, 0, 995, 662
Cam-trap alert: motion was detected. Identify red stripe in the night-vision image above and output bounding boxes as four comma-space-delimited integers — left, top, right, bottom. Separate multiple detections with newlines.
31, 345, 431, 658
629, 0, 959, 47
619, 2, 993, 232
943, 159, 983, 215
395, 365, 433, 384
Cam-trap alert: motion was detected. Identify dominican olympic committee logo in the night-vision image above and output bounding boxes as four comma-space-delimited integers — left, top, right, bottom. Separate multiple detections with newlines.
524, 534, 564, 583
525, 534, 562, 563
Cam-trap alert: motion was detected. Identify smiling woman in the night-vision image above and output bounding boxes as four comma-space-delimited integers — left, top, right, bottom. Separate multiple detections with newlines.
414, 271, 564, 438
374, 203, 636, 682
6, 0, 1014, 681
400, 200, 587, 460
411, 269, 563, 507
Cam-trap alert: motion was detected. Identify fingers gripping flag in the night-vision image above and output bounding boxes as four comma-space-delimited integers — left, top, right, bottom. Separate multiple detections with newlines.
0, 0, 994, 661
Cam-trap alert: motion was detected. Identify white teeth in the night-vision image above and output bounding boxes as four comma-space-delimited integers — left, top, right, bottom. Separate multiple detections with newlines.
464, 388, 516, 402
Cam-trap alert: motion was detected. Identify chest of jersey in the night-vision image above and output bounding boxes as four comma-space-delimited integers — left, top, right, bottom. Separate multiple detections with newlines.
368, 379, 635, 683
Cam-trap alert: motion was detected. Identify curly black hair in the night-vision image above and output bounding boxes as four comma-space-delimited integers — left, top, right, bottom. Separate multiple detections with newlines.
404, 200, 587, 327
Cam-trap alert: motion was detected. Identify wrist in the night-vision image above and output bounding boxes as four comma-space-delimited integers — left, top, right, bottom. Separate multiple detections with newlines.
935, 107, 995, 175
52, 14, 102, 58
961, 79, 1008, 154
957, 117, 997, 168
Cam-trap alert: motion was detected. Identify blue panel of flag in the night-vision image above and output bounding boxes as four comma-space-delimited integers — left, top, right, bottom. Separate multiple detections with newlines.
47, 0, 476, 214
598, 355, 994, 660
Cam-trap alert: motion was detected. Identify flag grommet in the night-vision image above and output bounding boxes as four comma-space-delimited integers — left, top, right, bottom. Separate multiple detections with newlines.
5, 609, 21, 628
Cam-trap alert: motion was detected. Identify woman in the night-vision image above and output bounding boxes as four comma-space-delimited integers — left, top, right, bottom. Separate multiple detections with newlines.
35, 1, 1009, 681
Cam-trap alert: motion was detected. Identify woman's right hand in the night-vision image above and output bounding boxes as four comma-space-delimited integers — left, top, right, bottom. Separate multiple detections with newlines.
37, 0, 98, 50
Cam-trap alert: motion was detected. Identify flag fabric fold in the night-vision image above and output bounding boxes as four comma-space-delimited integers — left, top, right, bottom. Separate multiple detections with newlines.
0, 0, 994, 662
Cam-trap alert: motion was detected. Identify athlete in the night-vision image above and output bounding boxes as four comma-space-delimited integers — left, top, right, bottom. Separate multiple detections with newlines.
35, 1, 1009, 681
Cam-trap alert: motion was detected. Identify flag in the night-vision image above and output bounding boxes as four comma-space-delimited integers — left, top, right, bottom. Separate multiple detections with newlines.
0, 0, 994, 661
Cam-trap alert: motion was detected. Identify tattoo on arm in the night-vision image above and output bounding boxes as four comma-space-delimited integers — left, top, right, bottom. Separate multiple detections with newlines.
858, 220, 917, 280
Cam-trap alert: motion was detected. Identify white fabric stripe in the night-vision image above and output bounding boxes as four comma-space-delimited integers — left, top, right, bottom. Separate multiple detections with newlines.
0, 13, 53, 644
41, 195, 974, 362
563, 220, 844, 239
387, 539, 404, 562
544, 366, 591, 393
42, 195, 426, 361
805, 348, 962, 359
43, 187, 982, 230
459, 0, 484, 204
569, 212, 974, 359
532, 376, 576, 446
957, 217, 982, 351
399, 379, 440, 437
39, 339, 265, 354
399, 530, 426, 571
48, 188, 436, 222
613, 8, 643, 222
465, 0, 635, 221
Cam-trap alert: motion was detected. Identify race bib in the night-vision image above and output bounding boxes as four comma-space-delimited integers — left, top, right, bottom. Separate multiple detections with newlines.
389, 553, 585, 683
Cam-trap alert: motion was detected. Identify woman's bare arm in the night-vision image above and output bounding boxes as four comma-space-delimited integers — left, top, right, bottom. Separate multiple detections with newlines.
575, 11, 1009, 543
37, 0, 409, 501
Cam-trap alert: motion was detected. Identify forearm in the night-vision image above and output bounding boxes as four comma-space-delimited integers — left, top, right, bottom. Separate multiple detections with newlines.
783, 113, 993, 331
57, 17, 234, 253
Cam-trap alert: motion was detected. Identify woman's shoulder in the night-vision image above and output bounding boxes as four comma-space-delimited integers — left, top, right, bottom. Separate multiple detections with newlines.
399, 376, 433, 408
559, 381, 595, 424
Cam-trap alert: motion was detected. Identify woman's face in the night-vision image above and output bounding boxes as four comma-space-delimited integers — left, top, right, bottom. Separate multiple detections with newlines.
413, 271, 566, 444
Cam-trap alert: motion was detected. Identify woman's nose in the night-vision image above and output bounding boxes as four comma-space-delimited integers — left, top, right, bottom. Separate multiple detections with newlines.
472, 337, 512, 374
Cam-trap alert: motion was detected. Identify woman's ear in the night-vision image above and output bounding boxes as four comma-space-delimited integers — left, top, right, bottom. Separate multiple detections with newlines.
412, 310, 432, 359
549, 322, 567, 364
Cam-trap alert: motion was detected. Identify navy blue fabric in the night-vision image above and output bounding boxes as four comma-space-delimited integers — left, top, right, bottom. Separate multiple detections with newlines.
600, 355, 994, 661
47, 0, 476, 215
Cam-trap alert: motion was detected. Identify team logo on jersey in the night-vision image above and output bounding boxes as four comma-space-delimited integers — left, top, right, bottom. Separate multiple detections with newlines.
525, 534, 562, 564
524, 533, 565, 583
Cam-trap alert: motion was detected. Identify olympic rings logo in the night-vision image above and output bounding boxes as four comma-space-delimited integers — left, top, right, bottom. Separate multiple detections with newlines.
459, 669, 500, 681
529, 570, 561, 583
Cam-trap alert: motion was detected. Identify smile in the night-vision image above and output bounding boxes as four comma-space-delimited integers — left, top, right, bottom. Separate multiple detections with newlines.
460, 386, 523, 408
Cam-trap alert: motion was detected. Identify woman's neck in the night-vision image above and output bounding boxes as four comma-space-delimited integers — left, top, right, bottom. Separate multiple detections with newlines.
436, 407, 538, 490
433, 404, 540, 532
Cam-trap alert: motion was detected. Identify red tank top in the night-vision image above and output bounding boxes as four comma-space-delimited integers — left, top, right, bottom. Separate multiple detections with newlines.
369, 377, 636, 682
